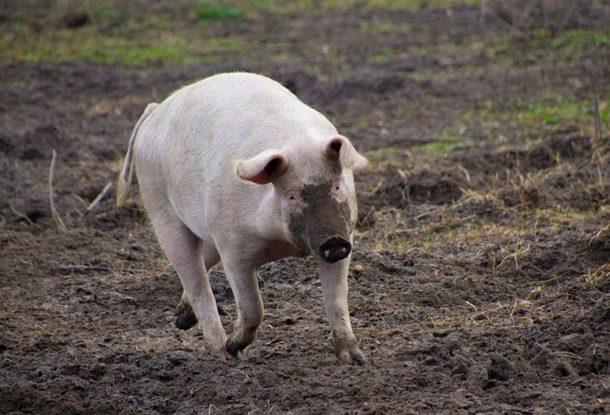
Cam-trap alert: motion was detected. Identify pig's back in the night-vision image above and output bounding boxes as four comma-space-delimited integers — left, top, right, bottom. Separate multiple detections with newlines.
153, 72, 333, 155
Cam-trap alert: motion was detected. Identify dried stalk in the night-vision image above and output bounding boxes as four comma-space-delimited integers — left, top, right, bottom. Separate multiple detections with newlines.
48, 150, 66, 230
87, 181, 113, 211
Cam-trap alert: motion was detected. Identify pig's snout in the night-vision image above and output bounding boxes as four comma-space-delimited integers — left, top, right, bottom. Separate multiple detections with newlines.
319, 236, 351, 263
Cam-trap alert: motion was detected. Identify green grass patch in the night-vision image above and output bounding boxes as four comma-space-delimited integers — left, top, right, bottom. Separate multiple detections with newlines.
487, 28, 609, 68
234, 0, 479, 14
407, 71, 429, 81
0, 25, 245, 65
516, 94, 586, 126
362, 0, 480, 10
367, 47, 396, 64
360, 19, 410, 34
469, 92, 610, 142
76, 38, 185, 65
511, 93, 609, 127
548, 28, 609, 57
195, 2, 245, 21
366, 146, 410, 165
83, 1, 125, 25
417, 131, 474, 155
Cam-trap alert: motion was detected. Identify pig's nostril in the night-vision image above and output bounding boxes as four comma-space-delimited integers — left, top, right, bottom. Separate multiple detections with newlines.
319, 237, 351, 263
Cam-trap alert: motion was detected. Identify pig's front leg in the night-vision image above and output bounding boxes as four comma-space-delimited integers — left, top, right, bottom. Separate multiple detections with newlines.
319, 257, 366, 365
221, 255, 264, 357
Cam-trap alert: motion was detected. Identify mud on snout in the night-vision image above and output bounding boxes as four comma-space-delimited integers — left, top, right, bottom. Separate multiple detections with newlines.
289, 182, 353, 263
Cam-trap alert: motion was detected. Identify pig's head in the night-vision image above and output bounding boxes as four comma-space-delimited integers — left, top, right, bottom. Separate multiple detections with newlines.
235, 135, 368, 263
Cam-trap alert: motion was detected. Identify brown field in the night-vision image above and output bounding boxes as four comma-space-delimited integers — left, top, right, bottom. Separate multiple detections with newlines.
1, 1, 609, 413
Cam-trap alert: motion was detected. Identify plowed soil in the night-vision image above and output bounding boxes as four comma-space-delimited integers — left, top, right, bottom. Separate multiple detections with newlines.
1, 3, 609, 414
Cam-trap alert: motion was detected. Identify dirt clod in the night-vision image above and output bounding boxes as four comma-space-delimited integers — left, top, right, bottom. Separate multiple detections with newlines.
487, 353, 515, 381
61, 12, 90, 29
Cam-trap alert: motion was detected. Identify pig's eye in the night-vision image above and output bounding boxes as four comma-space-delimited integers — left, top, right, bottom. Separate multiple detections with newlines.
286, 193, 300, 203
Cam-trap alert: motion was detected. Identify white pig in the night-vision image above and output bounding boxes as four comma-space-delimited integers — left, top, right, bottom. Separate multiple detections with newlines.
116, 72, 368, 364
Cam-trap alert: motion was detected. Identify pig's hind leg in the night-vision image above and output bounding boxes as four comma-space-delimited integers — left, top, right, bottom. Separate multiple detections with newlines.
175, 244, 221, 330
145, 203, 230, 360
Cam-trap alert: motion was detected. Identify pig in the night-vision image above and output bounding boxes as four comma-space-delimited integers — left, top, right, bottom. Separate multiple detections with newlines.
116, 72, 368, 364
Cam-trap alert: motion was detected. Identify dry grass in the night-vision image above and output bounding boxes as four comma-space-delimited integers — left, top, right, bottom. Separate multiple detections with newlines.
48, 150, 66, 230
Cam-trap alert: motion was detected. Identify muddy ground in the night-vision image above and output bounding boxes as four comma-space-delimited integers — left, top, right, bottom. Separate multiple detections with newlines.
1, 2, 609, 414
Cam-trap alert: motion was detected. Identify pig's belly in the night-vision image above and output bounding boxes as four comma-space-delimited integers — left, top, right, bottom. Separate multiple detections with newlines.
168, 190, 214, 244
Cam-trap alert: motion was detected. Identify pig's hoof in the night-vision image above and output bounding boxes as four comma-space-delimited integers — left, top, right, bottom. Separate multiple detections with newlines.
212, 347, 233, 361
174, 301, 198, 330
225, 335, 248, 358
337, 347, 366, 365
334, 338, 367, 366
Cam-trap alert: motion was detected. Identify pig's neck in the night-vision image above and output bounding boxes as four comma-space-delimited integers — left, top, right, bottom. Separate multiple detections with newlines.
248, 186, 305, 265
251, 186, 283, 239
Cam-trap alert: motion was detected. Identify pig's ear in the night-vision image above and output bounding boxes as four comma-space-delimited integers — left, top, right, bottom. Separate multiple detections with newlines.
324, 135, 368, 170
235, 150, 289, 184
